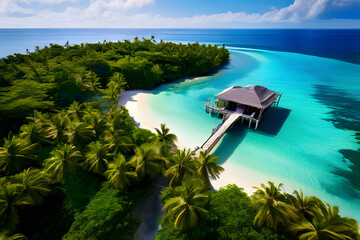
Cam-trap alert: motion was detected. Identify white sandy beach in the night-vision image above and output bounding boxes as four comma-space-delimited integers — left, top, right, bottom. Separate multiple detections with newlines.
118, 90, 157, 130
119, 90, 264, 195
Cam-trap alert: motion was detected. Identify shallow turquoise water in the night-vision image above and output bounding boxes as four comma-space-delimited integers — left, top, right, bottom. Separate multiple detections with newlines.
144, 48, 360, 220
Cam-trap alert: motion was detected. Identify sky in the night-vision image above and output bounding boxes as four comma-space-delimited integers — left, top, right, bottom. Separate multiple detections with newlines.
1, 0, 360, 28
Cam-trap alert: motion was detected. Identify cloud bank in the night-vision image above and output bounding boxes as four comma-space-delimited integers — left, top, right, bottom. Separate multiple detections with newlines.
0, 0, 359, 28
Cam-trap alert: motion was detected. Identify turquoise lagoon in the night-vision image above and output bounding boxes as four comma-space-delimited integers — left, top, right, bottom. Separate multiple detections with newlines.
134, 48, 360, 220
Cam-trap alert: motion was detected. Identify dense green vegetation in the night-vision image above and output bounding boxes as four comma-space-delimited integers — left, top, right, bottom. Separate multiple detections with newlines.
0, 39, 359, 240
63, 184, 140, 240
0, 99, 229, 239
157, 182, 360, 240
0, 102, 145, 239
0, 38, 230, 138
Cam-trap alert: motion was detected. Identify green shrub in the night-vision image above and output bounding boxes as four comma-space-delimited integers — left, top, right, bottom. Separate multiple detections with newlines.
64, 170, 102, 212
132, 128, 155, 146
63, 184, 141, 240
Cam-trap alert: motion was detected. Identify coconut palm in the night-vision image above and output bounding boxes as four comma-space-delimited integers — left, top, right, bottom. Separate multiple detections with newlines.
75, 71, 101, 92
106, 72, 127, 101
165, 149, 196, 187
289, 204, 360, 240
0, 184, 30, 231
11, 168, 52, 205
197, 150, 224, 188
44, 144, 82, 180
0, 134, 39, 175
286, 189, 324, 222
109, 72, 126, 91
107, 130, 135, 155
85, 71, 101, 91
0, 230, 26, 240
252, 181, 295, 230
104, 154, 137, 192
108, 107, 133, 132
83, 113, 108, 139
83, 141, 111, 175
19, 121, 52, 144
66, 122, 95, 147
67, 101, 83, 121
153, 123, 177, 150
26, 109, 50, 123
129, 144, 163, 179
81, 102, 100, 116
163, 182, 209, 231
49, 113, 69, 144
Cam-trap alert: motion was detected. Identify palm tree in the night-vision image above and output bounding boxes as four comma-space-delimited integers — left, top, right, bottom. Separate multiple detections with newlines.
108, 106, 133, 132
251, 181, 295, 230
85, 71, 101, 92
129, 144, 163, 179
107, 130, 135, 155
83, 141, 110, 175
44, 144, 82, 180
165, 149, 196, 187
0, 230, 27, 240
0, 184, 30, 231
163, 182, 209, 231
26, 109, 50, 123
75, 71, 101, 92
49, 113, 69, 144
286, 189, 324, 222
66, 122, 95, 147
81, 102, 100, 116
0, 134, 39, 175
197, 150, 224, 188
104, 154, 137, 192
83, 112, 108, 139
289, 204, 360, 240
11, 168, 52, 205
106, 72, 127, 101
153, 123, 178, 151
67, 101, 83, 121
19, 121, 52, 144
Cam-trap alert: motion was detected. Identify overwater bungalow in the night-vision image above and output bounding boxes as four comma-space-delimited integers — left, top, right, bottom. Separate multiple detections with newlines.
196, 85, 281, 154
204, 85, 282, 130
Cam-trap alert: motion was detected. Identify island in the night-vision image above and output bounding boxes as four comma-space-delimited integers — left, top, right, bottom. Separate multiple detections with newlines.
0, 38, 359, 240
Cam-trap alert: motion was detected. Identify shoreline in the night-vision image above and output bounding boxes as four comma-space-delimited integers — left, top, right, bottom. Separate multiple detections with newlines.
119, 90, 262, 195
119, 90, 188, 149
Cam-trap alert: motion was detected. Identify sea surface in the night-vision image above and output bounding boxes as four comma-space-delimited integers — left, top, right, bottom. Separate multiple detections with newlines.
1, 29, 359, 220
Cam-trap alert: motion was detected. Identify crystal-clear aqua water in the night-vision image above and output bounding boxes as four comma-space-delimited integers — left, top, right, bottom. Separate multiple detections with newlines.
144, 48, 360, 220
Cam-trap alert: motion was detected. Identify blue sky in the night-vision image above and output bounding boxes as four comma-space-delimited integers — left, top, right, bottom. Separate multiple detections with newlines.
1, 0, 360, 28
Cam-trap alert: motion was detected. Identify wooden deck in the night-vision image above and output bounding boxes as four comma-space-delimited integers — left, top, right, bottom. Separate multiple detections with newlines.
195, 106, 244, 156
195, 89, 282, 156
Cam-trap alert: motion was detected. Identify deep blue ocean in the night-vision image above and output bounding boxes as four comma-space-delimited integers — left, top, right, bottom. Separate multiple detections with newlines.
1, 29, 360, 222
1, 29, 360, 64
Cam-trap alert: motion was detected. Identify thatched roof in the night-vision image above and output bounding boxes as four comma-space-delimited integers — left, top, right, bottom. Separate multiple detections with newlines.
214, 85, 279, 109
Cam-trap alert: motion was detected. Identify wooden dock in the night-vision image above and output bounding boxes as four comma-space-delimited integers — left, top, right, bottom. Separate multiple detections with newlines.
195, 106, 244, 156
195, 85, 282, 156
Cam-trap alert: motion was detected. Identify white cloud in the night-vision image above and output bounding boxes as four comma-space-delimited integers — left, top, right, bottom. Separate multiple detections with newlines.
0, 0, 359, 28
261, 0, 329, 22
0, 0, 33, 15
17, 0, 78, 4
86, 0, 154, 12
82, 0, 154, 20
332, 0, 360, 6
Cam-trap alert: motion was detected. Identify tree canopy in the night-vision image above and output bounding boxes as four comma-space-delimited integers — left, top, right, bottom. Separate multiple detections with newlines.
0, 39, 230, 137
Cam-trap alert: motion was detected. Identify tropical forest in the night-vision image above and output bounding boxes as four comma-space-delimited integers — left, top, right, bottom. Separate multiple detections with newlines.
0, 38, 359, 240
